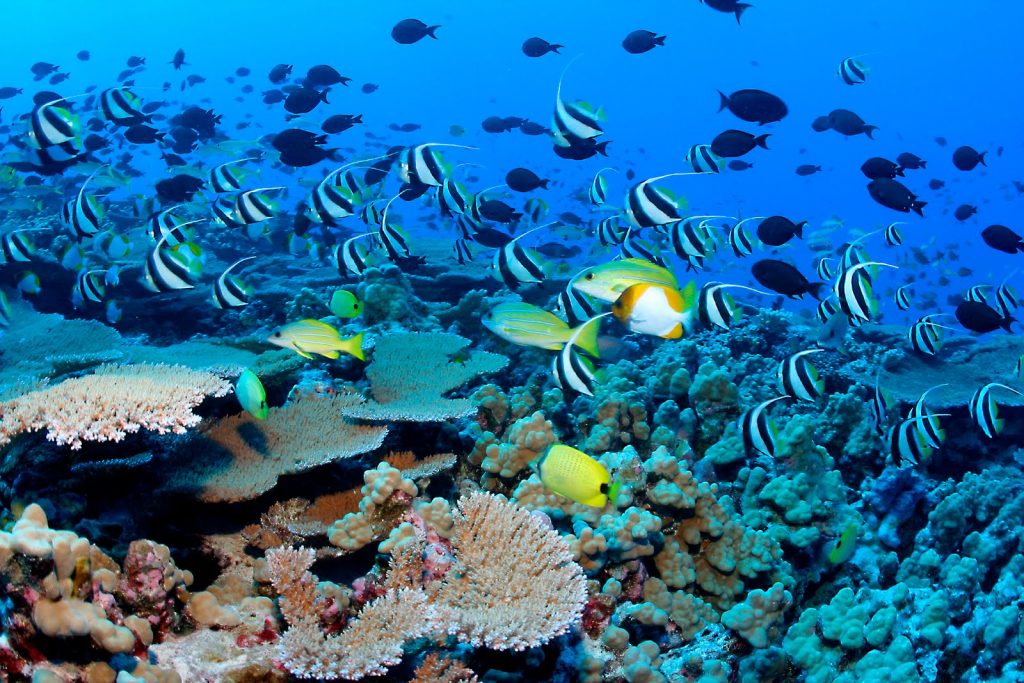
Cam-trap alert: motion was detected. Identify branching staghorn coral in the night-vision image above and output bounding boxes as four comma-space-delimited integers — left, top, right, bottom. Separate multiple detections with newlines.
269, 493, 587, 679
0, 363, 231, 449
341, 332, 508, 422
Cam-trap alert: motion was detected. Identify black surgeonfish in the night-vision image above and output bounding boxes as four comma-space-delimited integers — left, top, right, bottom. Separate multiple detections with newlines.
953, 145, 986, 171
701, 0, 753, 24
867, 178, 926, 216
827, 109, 877, 138
981, 225, 1024, 254
717, 89, 787, 125
522, 37, 563, 57
956, 300, 1013, 333
392, 18, 440, 44
752, 259, 824, 299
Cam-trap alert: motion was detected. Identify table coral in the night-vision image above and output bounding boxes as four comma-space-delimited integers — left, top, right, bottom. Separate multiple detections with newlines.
0, 363, 231, 449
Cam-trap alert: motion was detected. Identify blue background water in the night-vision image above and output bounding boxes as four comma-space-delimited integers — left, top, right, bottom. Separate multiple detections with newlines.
1, 0, 1020, 321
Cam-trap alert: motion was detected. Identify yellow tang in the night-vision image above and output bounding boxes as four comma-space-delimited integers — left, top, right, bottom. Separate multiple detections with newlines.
329, 289, 363, 318
571, 258, 679, 303
268, 319, 365, 361
827, 522, 859, 565
535, 444, 619, 508
235, 368, 268, 420
482, 302, 600, 356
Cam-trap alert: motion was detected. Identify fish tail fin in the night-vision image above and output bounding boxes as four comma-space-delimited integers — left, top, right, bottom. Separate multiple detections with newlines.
807, 282, 826, 300
571, 316, 604, 359
978, 151, 987, 167
606, 481, 621, 506
343, 331, 366, 361
540, 179, 550, 189
864, 125, 879, 140
920, 160, 927, 168
911, 201, 927, 217
735, 4, 753, 23
655, 35, 667, 46
595, 140, 611, 156
1003, 316, 1015, 333
549, 44, 564, 54
896, 166, 905, 177
427, 25, 442, 39
717, 90, 730, 112
320, 87, 331, 104
754, 133, 770, 149
795, 221, 807, 239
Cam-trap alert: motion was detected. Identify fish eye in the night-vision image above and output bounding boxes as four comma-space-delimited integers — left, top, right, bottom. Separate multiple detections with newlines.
272, 332, 281, 337
585, 273, 594, 280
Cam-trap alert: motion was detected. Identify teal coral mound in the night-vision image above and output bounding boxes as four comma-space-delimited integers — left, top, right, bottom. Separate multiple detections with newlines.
341, 331, 509, 422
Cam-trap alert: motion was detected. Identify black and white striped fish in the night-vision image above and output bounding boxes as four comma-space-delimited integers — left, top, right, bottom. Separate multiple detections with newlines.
740, 395, 788, 457
551, 314, 607, 397
551, 65, 604, 147
816, 257, 836, 281
887, 417, 935, 467
141, 231, 200, 292
895, 285, 913, 311
620, 229, 667, 267
778, 349, 825, 401
589, 167, 614, 207
624, 173, 692, 228
728, 217, 764, 257
212, 197, 243, 227
556, 278, 600, 326
1, 230, 37, 263
335, 233, 374, 277
149, 208, 201, 245
698, 283, 770, 330
212, 257, 256, 309
210, 158, 255, 193
61, 166, 107, 239
907, 384, 948, 448
908, 314, 952, 356
235, 187, 283, 224
493, 225, 547, 289
838, 57, 869, 85
869, 371, 894, 435
361, 200, 384, 228
398, 143, 472, 188
378, 193, 412, 260
453, 238, 474, 265
31, 97, 79, 147
438, 177, 473, 216
99, 87, 148, 125
597, 216, 628, 246
968, 382, 1023, 438
996, 277, 1018, 317
839, 230, 879, 271
684, 144, 723, 174
666, 218, 716, 260
834, 260, 896, 323
305, 176, 358, 226
884, 222, 904, 247
816, 296, 841, 323
75, 269, 106, 304
964, 285, 989, 303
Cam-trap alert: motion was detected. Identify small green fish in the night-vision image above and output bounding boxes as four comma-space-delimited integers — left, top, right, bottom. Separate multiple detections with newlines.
17, 271, 40, 296
268, 319, 365, 361
235, 369, 268, 420
329, 289, 362, 318
0, 290, 11, 327
828, 522, 859, 565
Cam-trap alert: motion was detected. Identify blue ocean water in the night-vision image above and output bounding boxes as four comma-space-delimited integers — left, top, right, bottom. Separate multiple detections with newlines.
1, 1, 1023, 681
